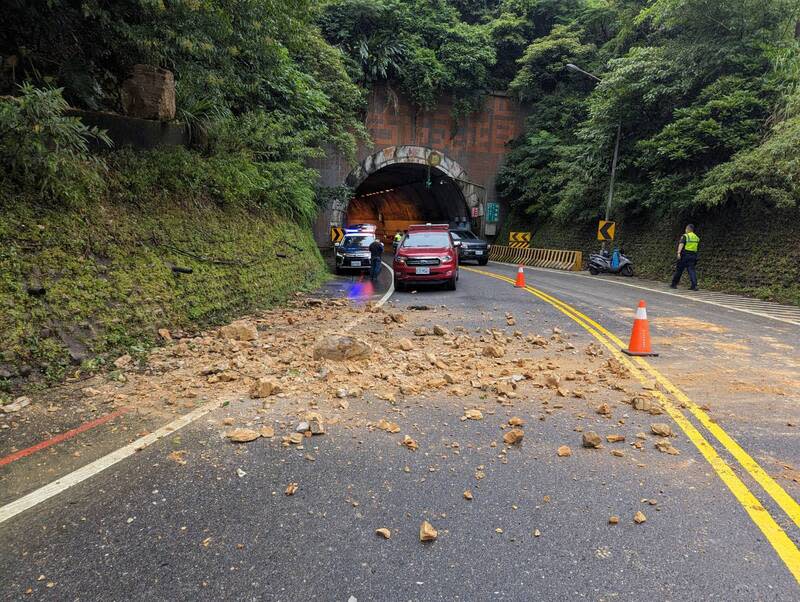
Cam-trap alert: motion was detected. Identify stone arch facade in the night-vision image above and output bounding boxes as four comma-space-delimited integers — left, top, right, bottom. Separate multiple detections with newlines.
328, 145, 482, 225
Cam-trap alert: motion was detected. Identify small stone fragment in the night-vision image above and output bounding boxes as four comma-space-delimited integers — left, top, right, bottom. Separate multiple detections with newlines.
226, 428, 260, 443
219, 321, 258, 341
582, 431, 602, 448
312, 334, 371, 361
285, 482, 299, 496
508, 416, 525, 427
464, 409, 483, 420
1, 396, 32, 413
609, 516, 620, 525
433, 325, 448, 336
634, 511, 647, 524
375, 528, 391, 539
503, 428, 524, 445
463, 490, 473, 500
544, 373, 560, 388
654, 439, 680, 455
250, 378, 280, 398
419, 521, 438, 542
260, 426, 275, 438
596, 403, 611, 416
557, 445, 572, 457
483, 344, 506, 358
398, 338, 414, 351
606, 434, 625, 443
651, 423, 673, 437
402, 435, 419, 451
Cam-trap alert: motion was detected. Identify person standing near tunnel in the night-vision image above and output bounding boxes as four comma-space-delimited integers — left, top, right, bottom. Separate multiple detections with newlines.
369, 236, 384, 281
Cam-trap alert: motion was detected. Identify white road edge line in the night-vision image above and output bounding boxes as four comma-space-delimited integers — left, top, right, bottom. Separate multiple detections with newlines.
0, 265, 395, 526
490, 261, 800, 327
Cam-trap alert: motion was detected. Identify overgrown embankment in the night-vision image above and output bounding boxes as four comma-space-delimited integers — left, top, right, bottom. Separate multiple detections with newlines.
505, 202, 800, 305
0, 159, 327, 388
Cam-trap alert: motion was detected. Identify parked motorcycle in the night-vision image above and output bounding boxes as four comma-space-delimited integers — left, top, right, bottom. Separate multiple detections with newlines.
588, 248, 634, 277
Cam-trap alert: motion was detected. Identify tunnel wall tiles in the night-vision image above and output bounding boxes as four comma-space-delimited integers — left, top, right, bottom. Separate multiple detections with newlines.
366, 86, 525, 179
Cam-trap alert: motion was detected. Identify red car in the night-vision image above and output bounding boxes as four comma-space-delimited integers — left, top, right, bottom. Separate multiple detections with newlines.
392, 224, 460, 291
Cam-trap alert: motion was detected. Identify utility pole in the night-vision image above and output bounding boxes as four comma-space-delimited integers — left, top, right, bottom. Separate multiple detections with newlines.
566, 63, 621, 249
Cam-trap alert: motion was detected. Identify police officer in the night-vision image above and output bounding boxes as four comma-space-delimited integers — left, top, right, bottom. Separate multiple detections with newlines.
393, 230, 403, 244
670, 224, 699, 290
368, 236, 384, 281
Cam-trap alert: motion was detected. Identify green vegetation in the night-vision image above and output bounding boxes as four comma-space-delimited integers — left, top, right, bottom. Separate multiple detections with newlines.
0, 148, 327, 383
495, 0, 800, 221
2, 0, 800, 384
1, 1, 357, 383
318, 1, 800, 222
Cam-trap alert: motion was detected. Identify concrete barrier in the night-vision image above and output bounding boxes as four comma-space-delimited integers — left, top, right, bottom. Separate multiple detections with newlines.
489, 245, 582, 271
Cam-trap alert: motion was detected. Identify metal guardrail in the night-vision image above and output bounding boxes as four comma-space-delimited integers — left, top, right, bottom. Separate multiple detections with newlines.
489, 245, 582, 271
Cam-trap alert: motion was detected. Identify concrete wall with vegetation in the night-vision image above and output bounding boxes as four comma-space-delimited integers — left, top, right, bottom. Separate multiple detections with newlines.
507, 203, 800, 305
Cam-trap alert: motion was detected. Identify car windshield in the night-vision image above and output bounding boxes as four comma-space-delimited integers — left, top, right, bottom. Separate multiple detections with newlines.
402, 232, 451, 248
342, 235, 373, 247
451, 230, 477, 240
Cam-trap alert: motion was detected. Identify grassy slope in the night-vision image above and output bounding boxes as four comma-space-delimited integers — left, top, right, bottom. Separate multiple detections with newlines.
0, 197, 327, 387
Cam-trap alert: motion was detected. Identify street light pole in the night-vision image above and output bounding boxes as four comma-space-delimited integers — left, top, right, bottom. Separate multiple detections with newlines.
566, 63, 621, 247
606, 122, 621, 222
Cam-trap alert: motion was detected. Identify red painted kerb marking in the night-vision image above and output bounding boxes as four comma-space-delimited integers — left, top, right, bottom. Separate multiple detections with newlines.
0, 407, 129, 468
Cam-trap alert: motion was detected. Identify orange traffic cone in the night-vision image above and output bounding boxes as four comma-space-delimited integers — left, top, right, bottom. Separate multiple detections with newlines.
514, 265, 526, 288
622, 300, 658, 356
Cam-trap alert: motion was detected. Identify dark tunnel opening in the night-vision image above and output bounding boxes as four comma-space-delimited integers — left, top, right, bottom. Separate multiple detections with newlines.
346, 163, 470, 244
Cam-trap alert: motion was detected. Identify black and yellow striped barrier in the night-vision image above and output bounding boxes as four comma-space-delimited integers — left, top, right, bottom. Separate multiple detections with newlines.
488, 245, 583, 272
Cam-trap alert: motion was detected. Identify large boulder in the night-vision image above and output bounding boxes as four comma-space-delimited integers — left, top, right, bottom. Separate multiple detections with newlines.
219, 320, 258, 341
120, 65, 176, 121
312, 334, 372, 361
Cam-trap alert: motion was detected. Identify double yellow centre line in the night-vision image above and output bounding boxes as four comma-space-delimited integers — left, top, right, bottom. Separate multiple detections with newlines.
465, 266, 800, 582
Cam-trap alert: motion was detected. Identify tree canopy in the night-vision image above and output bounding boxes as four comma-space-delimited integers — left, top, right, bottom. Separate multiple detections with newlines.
2, 0, 799, 221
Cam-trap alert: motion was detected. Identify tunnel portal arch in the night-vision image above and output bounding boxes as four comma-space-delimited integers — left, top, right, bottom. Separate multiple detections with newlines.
329, 145, 483, 229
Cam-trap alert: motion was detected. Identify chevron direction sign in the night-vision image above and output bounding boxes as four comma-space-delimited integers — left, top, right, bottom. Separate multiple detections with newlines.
509, 231, 532, 249
330, 226, 345, 244
597, 220, 616, 241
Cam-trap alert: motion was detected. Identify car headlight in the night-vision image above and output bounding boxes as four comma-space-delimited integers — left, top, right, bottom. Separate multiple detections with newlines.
395, 256, 406, 264
487, 244, 491, 250
440, 254, 452, 262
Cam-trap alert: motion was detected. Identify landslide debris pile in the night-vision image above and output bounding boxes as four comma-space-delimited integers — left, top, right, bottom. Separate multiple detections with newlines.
3, 295, 683, 538
53, 296, 680, 460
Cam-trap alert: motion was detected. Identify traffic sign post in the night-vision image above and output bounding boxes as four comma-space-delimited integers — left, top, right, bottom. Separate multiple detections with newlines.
597, 220, 615, 242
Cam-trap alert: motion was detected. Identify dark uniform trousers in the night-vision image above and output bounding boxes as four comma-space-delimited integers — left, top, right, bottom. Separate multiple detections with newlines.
671, 251, 697, 289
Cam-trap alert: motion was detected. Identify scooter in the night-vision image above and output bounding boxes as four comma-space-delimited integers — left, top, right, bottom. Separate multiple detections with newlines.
588, 248, 634, 277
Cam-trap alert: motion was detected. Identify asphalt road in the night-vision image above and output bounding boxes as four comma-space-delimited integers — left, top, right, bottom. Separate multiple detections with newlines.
1, 261, 798, 600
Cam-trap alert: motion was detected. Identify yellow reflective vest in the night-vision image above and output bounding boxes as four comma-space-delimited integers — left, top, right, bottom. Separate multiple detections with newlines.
683, 232, 699, 253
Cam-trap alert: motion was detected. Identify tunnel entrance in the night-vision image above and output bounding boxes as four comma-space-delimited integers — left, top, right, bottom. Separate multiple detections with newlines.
346, 163, 470, 245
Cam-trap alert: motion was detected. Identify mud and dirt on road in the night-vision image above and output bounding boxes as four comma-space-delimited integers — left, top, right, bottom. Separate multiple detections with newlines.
2, 294, 691, 499
3, 267, 799, 599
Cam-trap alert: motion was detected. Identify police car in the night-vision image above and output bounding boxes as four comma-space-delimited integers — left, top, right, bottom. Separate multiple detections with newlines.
334, 224, 378, 274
